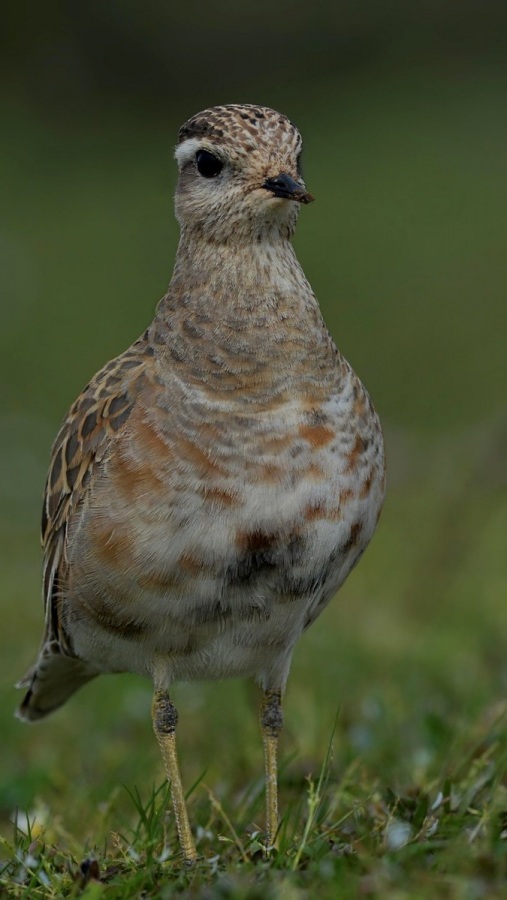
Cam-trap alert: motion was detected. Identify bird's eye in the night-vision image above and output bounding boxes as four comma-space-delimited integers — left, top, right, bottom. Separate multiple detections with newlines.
196, 149, 223, 178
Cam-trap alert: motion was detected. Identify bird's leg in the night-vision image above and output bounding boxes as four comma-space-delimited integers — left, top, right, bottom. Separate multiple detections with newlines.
151, 689, 197, 865
260, 689, 283, 852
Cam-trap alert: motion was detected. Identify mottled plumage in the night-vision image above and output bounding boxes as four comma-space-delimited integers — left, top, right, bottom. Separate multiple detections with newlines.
17, 104, 385, 862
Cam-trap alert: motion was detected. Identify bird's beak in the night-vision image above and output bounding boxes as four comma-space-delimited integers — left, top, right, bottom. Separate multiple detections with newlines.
262, 173, 315, 204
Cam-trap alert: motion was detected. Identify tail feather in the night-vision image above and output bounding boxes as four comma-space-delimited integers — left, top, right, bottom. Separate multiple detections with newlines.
16, 647, 98, 722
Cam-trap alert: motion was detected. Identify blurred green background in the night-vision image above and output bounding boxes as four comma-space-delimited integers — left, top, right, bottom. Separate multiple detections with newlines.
1, 0, 506, 851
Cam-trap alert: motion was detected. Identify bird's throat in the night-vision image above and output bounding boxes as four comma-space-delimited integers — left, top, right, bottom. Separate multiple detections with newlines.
151, 230, 337, 401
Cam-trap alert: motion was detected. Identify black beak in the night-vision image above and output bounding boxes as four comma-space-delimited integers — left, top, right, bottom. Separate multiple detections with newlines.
262, 173, 314, 204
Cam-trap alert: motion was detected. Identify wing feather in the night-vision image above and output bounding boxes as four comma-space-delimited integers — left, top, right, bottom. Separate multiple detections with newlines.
40, 337, 150, 651
17, 336, 153, 718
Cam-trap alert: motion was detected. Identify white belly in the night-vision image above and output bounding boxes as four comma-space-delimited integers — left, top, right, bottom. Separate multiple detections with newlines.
66, 390, 385, 688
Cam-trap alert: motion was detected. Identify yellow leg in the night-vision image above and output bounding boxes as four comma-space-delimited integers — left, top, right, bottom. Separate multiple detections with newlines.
152, 690, 197, 865
260, 690, 283, 852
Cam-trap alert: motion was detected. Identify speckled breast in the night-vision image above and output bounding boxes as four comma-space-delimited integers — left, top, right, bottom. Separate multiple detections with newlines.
66, 365, 385, 678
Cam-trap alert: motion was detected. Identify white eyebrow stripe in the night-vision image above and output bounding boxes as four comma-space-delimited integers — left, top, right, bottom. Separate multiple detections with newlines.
174, 138, 204, 167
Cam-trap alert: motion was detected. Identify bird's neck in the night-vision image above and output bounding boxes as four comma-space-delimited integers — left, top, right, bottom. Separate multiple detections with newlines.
169, 227, 310, 300
151, 228, 339, 402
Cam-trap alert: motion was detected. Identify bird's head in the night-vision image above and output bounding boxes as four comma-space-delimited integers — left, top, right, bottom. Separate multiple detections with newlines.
174, 104, 314, 243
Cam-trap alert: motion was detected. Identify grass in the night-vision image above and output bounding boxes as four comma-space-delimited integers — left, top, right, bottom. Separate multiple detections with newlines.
4, 700, 507, 898
1, 426, 506, 898
1, 67, 507, 896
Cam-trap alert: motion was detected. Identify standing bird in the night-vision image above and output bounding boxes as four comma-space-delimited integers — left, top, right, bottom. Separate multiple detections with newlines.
17, 105, 385, 864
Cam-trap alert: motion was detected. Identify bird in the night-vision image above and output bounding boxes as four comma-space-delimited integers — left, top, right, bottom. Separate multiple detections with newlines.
16, 103, 386, 864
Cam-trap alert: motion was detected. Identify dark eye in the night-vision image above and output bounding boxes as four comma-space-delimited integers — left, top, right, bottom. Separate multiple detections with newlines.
196, 149, 223, 178
296, 151, 304, 178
